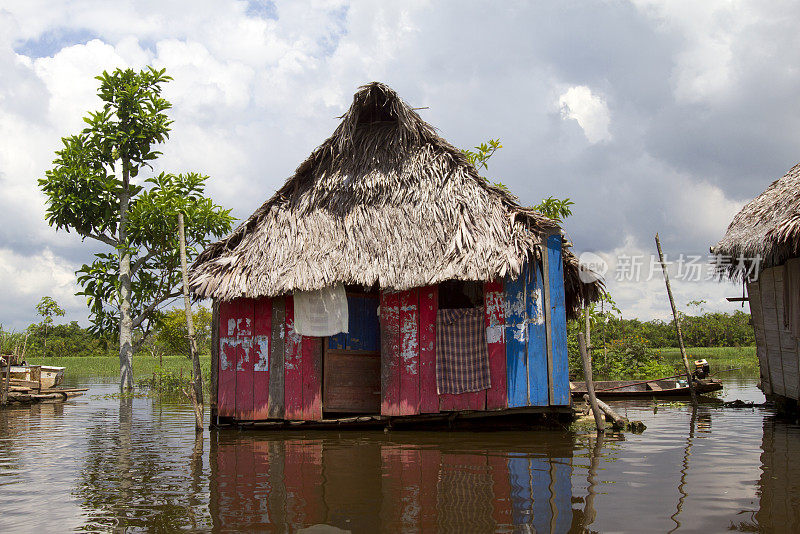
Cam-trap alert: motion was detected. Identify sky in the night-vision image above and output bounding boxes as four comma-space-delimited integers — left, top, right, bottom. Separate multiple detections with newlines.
1, 0, 799, 330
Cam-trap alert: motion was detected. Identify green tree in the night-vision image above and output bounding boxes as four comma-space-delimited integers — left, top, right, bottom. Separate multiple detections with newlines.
462, 139, 574, 221
152, 306, 212, 358
35, 296, 65, 349
39, 67, 233, 390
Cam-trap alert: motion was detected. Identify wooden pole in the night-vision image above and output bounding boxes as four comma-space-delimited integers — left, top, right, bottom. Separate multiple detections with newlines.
178, 212, 204, 431
584, 304, 591, 349
655, 233, 698, 406
578, 332, 604, 432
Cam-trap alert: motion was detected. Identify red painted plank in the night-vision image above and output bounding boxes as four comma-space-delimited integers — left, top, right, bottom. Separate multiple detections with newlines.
399, 289, 420, 416
380, 291, 401, 416
419, 447, 442, 529
252, 298, 271, 421
419, 286, 439, 413
301, 336, 323, 421
218, 300, 238, 418
485, 279, 508, 410
488, 454, 513, 528
284, 296, 304, 420
235, 299, 255, 421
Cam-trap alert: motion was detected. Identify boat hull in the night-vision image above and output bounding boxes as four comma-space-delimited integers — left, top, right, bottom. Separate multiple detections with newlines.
570, 378, 723, 399
9, 366, 65, 389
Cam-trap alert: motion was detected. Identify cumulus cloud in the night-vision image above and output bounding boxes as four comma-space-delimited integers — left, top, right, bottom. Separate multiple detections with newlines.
558, 86, 611, 143
0, 1, 794, 326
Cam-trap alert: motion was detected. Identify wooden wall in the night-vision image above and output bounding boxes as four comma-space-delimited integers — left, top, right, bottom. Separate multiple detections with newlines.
218, 296, 322, 422
215, 240, 572, 422
748, 266, 800, 401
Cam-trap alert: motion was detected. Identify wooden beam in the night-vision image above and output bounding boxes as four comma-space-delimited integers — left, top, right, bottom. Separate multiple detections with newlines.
541, 236, 555, 405
269, 297, 285, 419
210, 299, 219, 426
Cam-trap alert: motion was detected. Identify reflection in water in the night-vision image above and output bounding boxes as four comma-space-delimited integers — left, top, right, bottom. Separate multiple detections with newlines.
210, 432, 575, 532
74, 396, 211, 531
754, 417, 800, 531
3, 379, 800, 532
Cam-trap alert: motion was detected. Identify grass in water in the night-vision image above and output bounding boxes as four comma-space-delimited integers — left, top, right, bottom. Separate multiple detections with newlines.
656, 346, 758, 378
26, 354, 211, 381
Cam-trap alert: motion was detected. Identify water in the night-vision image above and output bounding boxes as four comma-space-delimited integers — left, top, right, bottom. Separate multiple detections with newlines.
1, 378, 798, 532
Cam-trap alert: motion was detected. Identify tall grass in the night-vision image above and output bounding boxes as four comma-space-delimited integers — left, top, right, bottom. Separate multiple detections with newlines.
657, 346, 758, 377
26, 354, 211, 381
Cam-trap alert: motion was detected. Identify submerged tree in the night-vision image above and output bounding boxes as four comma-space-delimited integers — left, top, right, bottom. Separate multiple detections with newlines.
39, 67, 233, 389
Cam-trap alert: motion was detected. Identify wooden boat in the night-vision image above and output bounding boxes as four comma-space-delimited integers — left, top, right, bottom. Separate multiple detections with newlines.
9, 365, 65, 389
570, 377, 723, 399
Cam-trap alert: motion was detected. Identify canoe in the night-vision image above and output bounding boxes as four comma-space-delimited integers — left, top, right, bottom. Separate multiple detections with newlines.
570, 378, 723, 399
8, 365, 65, 389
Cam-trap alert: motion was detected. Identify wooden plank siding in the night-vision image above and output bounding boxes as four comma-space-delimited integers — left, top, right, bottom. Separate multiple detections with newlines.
283, 297, 305, 419
504, 270, 529, 407
210, 300, 219, 422
419, 287, 439, 413
485, 280, 508, 410
546, 234, 571, 405
268, 297, 286, 419
252, 299, 272, 420
234, 299, 255, 421
748, 281, 771, 395
527, 263, 549, 406
399, 289, 421, 415
380, 292, 401, 416
773, 267, 800, 400
760, 268, 786, 397
217, 301, 238, 418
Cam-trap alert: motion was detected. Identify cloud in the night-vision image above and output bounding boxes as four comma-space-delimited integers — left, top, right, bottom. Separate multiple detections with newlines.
0, 247, 83, 330
0, 0, 796, 328
558, 86, 611, 143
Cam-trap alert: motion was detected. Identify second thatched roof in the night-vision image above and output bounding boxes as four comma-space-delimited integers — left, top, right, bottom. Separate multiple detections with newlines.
714, 162, 800, 279
189, 82, 600, 316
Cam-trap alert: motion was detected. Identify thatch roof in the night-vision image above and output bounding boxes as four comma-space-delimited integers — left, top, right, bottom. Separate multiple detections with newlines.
714, 162, 800, 279
189, 82, 601, 317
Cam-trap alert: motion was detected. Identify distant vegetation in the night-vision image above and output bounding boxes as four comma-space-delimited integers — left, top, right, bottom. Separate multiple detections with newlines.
567, 295, 756, 380
0, 302, 211, 363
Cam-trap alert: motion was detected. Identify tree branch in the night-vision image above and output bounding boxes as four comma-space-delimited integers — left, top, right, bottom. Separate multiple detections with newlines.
84, 232, 119, 248
131, 247, 158, 276
131, 290, 181, 329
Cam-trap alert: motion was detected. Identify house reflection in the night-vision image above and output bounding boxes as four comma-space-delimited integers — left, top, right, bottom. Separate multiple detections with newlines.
210, 432, 576, 532
754, 417, 800, 531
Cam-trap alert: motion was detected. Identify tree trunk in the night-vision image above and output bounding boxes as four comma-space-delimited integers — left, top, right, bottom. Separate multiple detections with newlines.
118, 160, 134, 390
179, 212, 203, 431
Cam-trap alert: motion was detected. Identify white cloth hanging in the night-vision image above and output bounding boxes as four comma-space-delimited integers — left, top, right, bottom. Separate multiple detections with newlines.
293, 283, 349, 337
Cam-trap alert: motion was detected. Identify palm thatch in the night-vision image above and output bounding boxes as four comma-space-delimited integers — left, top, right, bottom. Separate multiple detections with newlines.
714, 163, 800, 280
189, 82, 601, 317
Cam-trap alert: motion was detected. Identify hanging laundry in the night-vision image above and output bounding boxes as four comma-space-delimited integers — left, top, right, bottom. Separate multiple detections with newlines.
293, 284, 349, 337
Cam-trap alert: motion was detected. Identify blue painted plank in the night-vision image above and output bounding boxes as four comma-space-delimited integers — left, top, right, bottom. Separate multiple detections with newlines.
530, 458, 552, 533
552, 458, 573, 533
547, 234, 570, 405
527, 262, 549, 406
345, 296, 360, 351
505, 270, 528, 407
508, 456, 533, 527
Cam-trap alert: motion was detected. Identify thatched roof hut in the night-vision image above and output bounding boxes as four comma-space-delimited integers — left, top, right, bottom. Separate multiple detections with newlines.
189, 82, 600, 317
714, 162, 800, 407
714, 163, 800, 279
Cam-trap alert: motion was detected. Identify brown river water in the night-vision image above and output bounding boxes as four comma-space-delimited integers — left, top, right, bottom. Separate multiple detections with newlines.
0, 377, 798, 533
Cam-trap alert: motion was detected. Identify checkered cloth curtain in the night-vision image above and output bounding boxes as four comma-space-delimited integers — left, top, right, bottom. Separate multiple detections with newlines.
436, 308, 491, 394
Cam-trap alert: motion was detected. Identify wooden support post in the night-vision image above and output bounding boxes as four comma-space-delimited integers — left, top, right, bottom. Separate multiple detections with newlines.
179, 212, 204, 431
584, 304, 591, 349
654, 233, 698, 406
1, 363, 8, 406
578, 332, 604, 432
